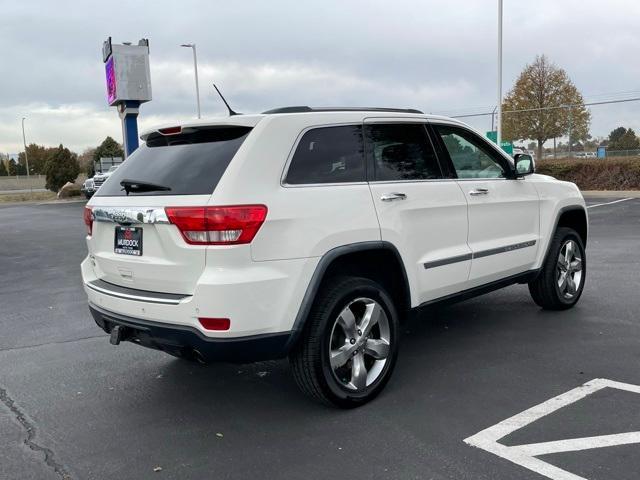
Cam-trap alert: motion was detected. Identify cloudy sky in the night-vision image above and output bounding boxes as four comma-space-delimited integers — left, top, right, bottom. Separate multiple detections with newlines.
1, 0, 639, 154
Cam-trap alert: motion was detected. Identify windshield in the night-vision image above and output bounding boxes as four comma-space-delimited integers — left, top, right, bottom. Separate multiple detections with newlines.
96, 126, 252, 196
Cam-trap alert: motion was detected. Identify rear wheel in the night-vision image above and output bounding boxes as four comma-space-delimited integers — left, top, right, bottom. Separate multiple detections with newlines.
529, 227, 586, 310
290, 276, 399, 408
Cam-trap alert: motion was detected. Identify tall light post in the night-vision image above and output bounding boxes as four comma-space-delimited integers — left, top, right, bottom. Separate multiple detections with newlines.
181, 43, 201, 119
21, 117, 30, 177
496, 0, 503, 146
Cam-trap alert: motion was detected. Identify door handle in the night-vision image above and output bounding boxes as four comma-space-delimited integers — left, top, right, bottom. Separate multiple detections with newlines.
469, 188, 489, 196
380, 192, 407, 202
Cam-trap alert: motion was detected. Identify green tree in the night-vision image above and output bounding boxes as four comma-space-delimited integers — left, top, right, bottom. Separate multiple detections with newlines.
608, 127, 627, 145
7, 159, 18, 176
502, 55, 591, 160
18, 144, 54, 175
78, 147, 96, 176
93, 137, 124, 167
608, 127, 640, 151
0, 161, 8, 176
44, 144, 80, 192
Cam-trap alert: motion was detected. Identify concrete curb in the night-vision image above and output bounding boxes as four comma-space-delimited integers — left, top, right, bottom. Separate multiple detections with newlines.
581, 191, 640, 198
0, 198, 87, 208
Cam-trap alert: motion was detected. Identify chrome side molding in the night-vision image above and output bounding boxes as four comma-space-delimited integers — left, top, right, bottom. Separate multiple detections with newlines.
423, 240, 537, 269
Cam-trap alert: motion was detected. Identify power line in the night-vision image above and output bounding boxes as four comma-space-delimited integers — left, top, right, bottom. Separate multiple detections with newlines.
433, 91, 640, 117
450, 96, 640, 119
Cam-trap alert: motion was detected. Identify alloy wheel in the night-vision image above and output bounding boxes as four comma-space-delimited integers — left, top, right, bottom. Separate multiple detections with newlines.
329, 297, 391, 391
557, 240, 583, 299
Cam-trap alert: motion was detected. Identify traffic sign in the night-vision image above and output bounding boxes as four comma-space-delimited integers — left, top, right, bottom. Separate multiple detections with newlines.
486, 131, 513, 156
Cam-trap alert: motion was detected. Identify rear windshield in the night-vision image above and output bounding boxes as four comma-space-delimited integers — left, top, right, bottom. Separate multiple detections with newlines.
96, 126, 252, 196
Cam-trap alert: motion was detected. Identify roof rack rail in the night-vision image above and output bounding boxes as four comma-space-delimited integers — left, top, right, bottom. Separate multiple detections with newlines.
261, 106, 424, 115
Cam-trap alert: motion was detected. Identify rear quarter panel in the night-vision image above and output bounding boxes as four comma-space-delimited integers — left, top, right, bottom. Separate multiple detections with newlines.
210, 114, 381, 262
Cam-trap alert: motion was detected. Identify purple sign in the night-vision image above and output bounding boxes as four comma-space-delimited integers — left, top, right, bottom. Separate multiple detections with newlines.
105, 57, 117, 105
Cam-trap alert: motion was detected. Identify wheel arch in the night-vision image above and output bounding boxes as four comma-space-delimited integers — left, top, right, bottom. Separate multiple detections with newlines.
285, 241, 411, 351
556, 207, 588, 247
540, 205, 588, 269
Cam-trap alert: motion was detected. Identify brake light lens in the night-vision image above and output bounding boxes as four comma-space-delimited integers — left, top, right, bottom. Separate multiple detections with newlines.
165, 205, 268, 245
83, 206, 93, 235
158, 126, 182, 135
198, 317, 231, 331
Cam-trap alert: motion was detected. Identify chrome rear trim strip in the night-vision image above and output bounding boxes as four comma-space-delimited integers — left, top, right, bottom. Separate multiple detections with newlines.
85, 279, 190, 305
92, 207, 170, 225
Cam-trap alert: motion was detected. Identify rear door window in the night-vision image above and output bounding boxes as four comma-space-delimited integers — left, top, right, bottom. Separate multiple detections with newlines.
365, 123, 442, 181
285, 125, 365, 184
96, 126, 251, 196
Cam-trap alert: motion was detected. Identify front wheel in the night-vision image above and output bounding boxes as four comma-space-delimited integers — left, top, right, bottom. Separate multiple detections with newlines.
290, 276, 400, 408
529, 227, 586, 310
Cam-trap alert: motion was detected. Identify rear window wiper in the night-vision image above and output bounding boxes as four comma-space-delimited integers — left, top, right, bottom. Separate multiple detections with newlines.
120, 179, 172, 195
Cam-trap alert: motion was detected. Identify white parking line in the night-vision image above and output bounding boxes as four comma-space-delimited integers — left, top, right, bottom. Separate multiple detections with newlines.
586, 198, 633, 209
464, 378, 640, 480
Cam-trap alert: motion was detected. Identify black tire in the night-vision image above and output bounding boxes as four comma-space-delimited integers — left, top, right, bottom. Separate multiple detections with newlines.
289, 276, 400, 408
529, 227, 586, 310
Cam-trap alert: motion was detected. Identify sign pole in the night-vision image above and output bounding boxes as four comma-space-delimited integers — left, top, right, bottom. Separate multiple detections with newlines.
118, 101, 141, 158
497, 0, 503, 146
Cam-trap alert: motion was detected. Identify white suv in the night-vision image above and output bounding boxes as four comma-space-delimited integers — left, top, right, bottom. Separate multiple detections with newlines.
81, 107, 587, 407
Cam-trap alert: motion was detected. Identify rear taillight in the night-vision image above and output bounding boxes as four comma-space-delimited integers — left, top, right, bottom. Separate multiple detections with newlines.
83, 206, 93, 235
165, 205, 268, 245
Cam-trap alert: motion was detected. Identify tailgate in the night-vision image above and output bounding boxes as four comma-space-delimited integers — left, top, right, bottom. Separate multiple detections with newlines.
85, 124, 255, 295
88, 203, 208, 294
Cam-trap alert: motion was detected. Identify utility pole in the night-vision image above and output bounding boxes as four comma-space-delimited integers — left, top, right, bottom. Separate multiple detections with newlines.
496, 0, 503, 146
491, 105, 497, 132
21, 117, 30, 177
568, 108, 573, 159
181, 43, 201, 119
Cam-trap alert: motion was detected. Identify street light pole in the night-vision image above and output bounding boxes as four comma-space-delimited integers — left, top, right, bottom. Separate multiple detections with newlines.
181, 43, 201, 119
21, 117, 30, 177
496, 0, 503, 146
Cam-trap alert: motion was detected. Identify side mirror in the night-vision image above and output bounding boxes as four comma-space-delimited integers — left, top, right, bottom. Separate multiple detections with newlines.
514, 154, 535, 177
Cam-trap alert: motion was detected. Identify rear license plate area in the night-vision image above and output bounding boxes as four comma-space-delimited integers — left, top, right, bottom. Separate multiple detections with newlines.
114, 226, 143, 256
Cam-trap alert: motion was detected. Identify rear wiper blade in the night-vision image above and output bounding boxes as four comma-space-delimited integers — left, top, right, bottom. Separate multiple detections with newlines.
120, 179, 171, 195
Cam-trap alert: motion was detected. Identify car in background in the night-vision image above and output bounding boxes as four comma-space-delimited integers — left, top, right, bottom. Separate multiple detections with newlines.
92, 165, 120, 191
81, 177, 96, 199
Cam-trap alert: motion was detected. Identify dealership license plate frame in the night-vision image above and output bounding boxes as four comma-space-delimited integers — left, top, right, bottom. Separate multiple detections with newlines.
114, 226, 143, 256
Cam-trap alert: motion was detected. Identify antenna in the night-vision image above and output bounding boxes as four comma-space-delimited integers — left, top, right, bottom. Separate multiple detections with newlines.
213, 84, 240, 116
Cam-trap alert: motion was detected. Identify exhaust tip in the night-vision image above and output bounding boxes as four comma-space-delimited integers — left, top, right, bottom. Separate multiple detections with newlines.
192, 349, 207, 365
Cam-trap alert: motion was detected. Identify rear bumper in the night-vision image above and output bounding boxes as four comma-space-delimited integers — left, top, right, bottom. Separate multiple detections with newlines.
89, 303, 292, 363
81, 253, 317, 337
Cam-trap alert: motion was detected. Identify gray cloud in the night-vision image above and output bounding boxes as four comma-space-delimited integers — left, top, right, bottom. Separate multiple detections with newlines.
1, 0, 639, 152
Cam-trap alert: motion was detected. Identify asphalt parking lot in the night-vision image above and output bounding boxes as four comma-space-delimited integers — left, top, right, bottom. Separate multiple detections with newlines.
1, 197, 639, 480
